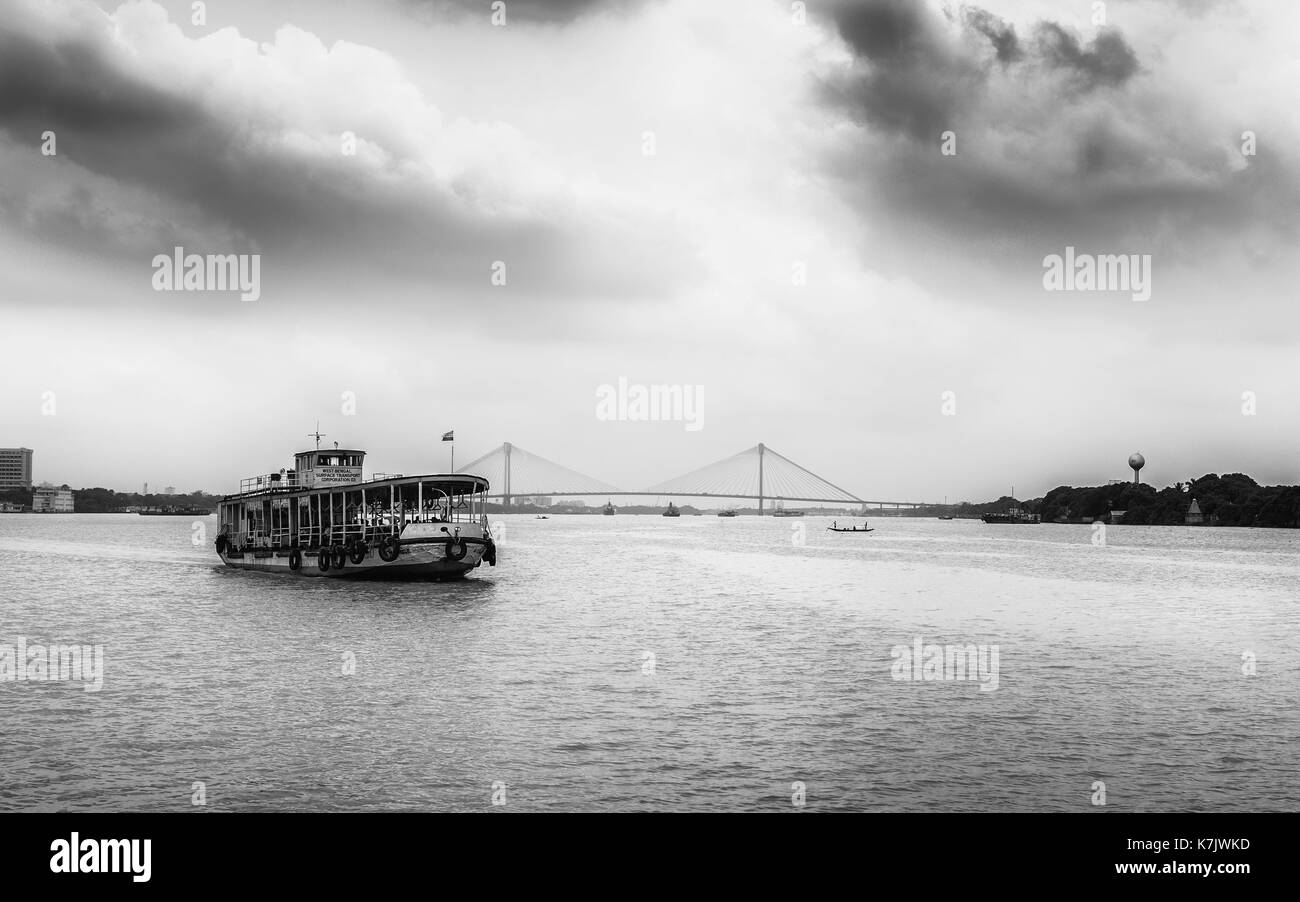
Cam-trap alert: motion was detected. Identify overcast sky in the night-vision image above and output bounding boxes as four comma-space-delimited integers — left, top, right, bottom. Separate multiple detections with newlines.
1, 0, 1296, 501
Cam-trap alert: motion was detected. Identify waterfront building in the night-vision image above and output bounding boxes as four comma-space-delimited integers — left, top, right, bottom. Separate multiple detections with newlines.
1185, 498, 1204, 526
32, 484, 75, 513
0, 447, 34, 489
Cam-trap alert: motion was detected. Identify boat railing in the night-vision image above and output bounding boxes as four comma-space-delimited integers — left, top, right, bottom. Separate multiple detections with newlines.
224, 507, 487, 553
239, 472, 302, 494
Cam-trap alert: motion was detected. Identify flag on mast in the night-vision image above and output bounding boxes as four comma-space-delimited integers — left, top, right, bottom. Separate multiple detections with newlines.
441, 431, 454, 442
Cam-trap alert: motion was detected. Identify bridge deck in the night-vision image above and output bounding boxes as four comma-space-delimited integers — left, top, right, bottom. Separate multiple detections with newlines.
482, 491, 927, 507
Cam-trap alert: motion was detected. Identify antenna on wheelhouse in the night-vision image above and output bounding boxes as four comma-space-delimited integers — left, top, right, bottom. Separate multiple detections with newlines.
308, 422, 327, 450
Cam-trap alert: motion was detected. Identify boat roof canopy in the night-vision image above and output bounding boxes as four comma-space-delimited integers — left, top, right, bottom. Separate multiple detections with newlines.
222, 472, 489, 502
364, 474, 488, 497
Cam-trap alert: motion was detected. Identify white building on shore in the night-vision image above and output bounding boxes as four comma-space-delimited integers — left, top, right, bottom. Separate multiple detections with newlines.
32, 484, 75, 513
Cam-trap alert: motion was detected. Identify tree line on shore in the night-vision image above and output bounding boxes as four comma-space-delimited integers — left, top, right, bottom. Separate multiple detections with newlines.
0, 486, 218, 513
1034, 474, 1300, 527
879, 474, 1300, 528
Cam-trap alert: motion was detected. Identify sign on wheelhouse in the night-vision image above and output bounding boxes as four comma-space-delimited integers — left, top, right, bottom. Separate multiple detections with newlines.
214, 446, 497, 579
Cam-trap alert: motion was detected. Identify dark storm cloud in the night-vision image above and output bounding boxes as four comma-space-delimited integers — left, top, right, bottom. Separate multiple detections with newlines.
964, 8, 1021, 64
830, 0, 932, 62
821, 1, 1137, 140
820, 0, 986, 141
1034, 23, 1139, 88
0, 8, 697, 307
812, 0, 1297, 300
0, 29, 198, 134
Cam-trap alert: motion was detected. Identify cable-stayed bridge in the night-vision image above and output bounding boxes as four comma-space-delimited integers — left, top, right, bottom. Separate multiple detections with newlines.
454, 442, 929, 511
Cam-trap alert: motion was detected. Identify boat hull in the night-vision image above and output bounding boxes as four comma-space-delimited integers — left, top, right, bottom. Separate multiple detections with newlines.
219, 522, 491, 579
219, 532, 490, 580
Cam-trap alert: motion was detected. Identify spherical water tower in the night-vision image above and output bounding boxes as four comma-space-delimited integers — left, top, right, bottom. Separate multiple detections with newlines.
1128, 452, 1145, 485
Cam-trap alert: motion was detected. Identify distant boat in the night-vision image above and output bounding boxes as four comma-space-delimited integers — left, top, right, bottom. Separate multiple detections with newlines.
535, 515, 549, 519
827, 520, 873, 533
602, 501, 616, 516
662, 502, 680, 517
716, 509, 738, 517
140, 507, 212, 516
770, 502, 804, 518
937, 515, 955, 520
981, 507, 1040, 524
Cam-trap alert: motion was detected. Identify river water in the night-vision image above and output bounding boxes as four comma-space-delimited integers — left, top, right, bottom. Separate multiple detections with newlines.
0, 513, 1296, 811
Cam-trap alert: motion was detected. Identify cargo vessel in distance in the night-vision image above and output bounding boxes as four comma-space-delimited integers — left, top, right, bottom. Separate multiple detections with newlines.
213, 444, 496, 579
981, 507, 1041, 524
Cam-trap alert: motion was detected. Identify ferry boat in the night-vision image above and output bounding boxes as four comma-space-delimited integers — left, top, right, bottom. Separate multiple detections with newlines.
212, 445, 496, 579
141, 506, 212, 516
662, 502, 680, 517
602, 501, 616, 516
770, 502, 804, 518
716, 508, 738, 517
